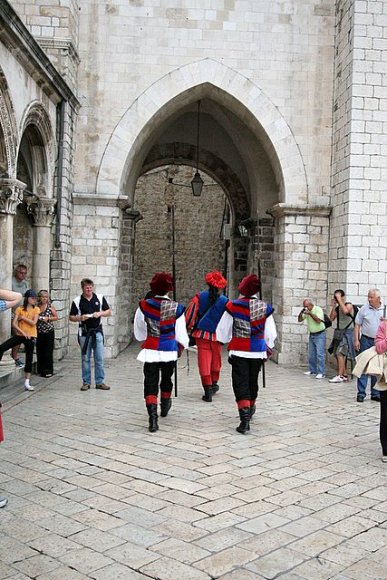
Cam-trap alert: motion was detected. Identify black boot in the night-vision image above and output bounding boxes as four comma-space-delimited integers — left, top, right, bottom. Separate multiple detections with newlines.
250, 404, 256, 419
147, 404, 159, 432
211, 383, 220, 395
160, 398, 172, 417
202, 386, 212, 402
236, 408, 250, 434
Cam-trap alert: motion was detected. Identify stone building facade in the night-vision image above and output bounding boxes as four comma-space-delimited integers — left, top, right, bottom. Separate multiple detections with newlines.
0, 0, 386, 365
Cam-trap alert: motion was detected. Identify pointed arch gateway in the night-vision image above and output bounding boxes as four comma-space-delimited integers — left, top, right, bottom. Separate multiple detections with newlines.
96, 58, 308, 203
95, 59, 310, 360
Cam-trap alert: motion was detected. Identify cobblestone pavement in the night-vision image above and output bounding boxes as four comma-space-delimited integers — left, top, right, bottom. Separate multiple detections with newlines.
0, 346, 386, 580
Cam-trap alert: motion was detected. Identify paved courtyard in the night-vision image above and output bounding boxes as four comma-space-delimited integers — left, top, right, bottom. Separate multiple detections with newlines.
0, 346, 386, 580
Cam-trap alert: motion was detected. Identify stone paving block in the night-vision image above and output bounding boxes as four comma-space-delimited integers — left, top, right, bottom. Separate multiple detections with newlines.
156, 489, 207, 507
246, 547, 307, 579
12, 554, 60, 577
289, 529, 347, 557
91, 562, 150, 579
0, 560, 14, 580
110, 522, 168, 547
69, 527, 126, 552
0, 515, 48, 542
59, 546, 115, 574
232, 499, 275, 519
105, 541, 160, 568
326, 515, 377, 538
0, 534, 38, 563
313, 502, 361, 524
195, 527, 253, 554
141, 555, 211, 580
321, 542, 370, 567
192, 545, 257, 577
194, 511, 246, 533
241, 528, 298, 556
280, 515, 328, 538
152, 537, 211, 563
120, 491, 170, 511
195, 496, 246, 516
37, 566, 90, 579
343, 558, 387, 579
216, 570, 264, 580
72, 508, 126, 530
30, 533, 82, 558
237, 511, 290, 535
157, 504, 208, 523
347, 526, 387, 551
290, 557, 342, 579
154, 518, 208, 542
38, 513, 88, 537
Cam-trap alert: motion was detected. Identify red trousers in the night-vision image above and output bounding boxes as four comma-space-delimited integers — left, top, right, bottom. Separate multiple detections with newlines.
196, 338, 222, 386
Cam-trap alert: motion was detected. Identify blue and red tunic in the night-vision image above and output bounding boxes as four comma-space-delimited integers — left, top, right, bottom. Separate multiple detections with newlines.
186, 291, 228, 341
226, 298, 274, 353
139, 297, 185, 352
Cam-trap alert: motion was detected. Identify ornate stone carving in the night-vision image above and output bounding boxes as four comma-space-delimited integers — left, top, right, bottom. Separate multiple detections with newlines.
0, 178, 26, 214
26, 195, 56, 226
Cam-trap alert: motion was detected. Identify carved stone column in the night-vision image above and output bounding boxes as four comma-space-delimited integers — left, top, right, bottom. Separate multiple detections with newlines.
26, 195, 56, 291
0, 178, 25, 342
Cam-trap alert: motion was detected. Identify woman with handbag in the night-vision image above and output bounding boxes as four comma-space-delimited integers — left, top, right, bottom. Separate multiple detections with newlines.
36, 290, 58, 377
185, 271, 228, 402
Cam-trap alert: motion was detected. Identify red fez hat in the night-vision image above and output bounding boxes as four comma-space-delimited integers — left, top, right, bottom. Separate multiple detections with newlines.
204, 270, 227, 289
238, 274, 260, 296
150, 272, 174, 295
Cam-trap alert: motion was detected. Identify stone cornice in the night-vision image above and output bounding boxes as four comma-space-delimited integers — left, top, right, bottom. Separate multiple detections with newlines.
0, 1, 79, 109
267, 203, 332, 218
38, 38, 80, 65
72, 193, 130, 208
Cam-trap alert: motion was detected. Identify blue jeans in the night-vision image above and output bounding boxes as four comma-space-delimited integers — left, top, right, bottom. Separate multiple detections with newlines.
308, 331, 326, 375
79, 332, 105, 385
357, 335, 378, 399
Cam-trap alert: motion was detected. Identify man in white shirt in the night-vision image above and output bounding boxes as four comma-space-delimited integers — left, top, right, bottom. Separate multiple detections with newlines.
134, 272, 189, 432
216, 274, 277, 434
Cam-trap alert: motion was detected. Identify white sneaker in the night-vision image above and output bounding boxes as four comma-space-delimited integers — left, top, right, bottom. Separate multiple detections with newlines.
329, 375, 344, 383
315, 374, 325, 379
0, 496, 8, 508
382, 456, 387, 463
303, 371, 316, 376
24, 384, 35, 391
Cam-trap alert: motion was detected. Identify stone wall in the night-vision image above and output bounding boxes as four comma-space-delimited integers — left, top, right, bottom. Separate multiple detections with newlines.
133, 166, 228, 308
329, 0, 387, 303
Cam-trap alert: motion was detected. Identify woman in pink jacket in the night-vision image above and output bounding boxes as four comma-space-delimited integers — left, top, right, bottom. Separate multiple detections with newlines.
374, 319, 387, 463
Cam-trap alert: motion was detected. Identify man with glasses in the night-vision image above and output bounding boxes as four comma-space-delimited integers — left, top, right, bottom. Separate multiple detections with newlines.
11, 264, 29, 367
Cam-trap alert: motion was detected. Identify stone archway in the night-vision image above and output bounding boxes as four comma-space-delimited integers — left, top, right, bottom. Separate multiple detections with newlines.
15, 105, 56, 290
96, 58, 308, 205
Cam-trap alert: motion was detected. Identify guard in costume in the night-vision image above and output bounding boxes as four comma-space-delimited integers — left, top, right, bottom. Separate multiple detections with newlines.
186, 270, 228, 402
216, 274, 277, 433
134, 272, 189, 432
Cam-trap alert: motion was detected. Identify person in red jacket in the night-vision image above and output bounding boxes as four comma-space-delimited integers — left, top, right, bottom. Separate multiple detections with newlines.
185, 271, 228, 402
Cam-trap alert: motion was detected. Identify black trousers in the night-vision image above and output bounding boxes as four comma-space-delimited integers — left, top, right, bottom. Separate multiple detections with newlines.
0, 335, 35, 373
143, 361, 175, 398
36, 329, 55, 376
229, 355, 263, 403
380, 390, 387, 456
